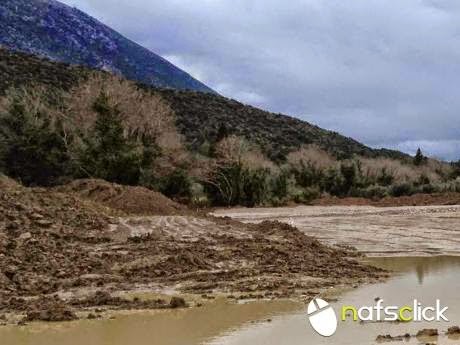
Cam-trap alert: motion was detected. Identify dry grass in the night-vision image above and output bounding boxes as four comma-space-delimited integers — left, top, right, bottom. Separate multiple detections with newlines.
214, 135, 276, 171
286, 145, 337, 170
286, 145, 452, 185
358, 157, 451, 183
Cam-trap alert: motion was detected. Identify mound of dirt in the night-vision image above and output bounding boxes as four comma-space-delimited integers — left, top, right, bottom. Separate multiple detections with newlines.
0, 179, 115, 299
112, 217, 385, 298
0, 174, 20, 190
0, 177, 384, 323
55, 179, 184, 215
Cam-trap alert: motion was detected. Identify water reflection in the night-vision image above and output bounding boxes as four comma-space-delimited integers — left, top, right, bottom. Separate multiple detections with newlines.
364, 256, 460, 285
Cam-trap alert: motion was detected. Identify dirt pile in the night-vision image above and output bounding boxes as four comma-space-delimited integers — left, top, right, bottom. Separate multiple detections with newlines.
0, 174, 20, 189
55, 179, 184, 215
111, 217, 384, 298
0, 178, 384, 323
0, 179, 114, 299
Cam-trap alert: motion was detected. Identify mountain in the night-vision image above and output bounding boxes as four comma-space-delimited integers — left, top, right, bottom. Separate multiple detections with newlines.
0, 47, 409, 161
158, 89, 409, 161
0, 0, 214, 93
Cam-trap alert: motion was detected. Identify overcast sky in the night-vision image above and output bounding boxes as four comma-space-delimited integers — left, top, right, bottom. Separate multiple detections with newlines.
60, 0, 460, 160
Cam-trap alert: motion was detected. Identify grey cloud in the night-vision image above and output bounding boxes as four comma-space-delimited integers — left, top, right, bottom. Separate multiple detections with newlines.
60, 0, 460, 160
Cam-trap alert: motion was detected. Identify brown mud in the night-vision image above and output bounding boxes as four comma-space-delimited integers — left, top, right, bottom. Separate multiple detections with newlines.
0, 176, 384, 324
54, 179, 184, 215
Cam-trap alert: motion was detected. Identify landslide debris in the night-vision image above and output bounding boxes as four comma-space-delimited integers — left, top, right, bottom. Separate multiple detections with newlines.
0, 174, 385, 322
54, 179, 184, 215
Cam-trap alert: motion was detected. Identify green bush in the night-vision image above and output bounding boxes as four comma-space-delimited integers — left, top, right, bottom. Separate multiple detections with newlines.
291, 187, 320, 204
390, 183, 414, 197
242, 168, 270, 206
0, 95, 72, 186
205, 163, 244, 206
376, 168, 394, 186
415, 174, 430, 186
359, 185, 389, 199
159, 169, 192, 199
340, 163, 358, 194
420, 183, 438, 194
320, 167, 344, 196
450, 161, 460, 179
271, 171, 289, 200
293, 161, 323, 188
204, 163, 271, 207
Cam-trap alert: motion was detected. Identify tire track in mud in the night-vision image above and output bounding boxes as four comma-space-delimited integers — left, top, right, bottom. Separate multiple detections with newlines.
111, 215, 251, 241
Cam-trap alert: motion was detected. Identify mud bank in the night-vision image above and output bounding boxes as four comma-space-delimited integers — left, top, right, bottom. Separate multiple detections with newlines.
3, 256, 460, 345
0, 177, 383, 323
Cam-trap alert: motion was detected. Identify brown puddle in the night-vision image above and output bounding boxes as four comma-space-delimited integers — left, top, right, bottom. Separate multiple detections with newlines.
3, 256, 460, 345
0, 299, 302, 345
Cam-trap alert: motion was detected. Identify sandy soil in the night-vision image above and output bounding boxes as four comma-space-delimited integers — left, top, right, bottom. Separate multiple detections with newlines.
213, 205, 460, 257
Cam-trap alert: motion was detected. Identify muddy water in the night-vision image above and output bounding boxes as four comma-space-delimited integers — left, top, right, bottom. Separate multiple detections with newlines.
208, 256, 460, 345
0, 299, 302, 345
3, 256, 460, 345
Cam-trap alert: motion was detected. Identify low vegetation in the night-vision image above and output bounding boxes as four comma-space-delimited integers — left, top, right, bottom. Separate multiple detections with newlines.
1, 69, 459, 207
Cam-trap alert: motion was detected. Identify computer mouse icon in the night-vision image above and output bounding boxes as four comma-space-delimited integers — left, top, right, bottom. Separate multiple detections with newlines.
307, 298, 338, 337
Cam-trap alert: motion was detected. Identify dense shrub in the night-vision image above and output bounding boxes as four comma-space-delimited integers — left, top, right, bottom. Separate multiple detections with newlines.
451, 161, 460, 179
358, 185, 389, 199
391, 183, 415, 197
242, 168, 270, 207
271, 171, 289, 200
0, 81, 457, 207
159, 169, 192, 199
294, 161, 323, 188
204, 162, 271, 207
291, 187, 320, 204
0, 91, 72, 186
376, 167, 395, 186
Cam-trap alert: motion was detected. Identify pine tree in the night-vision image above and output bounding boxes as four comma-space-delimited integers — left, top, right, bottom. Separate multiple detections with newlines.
80, 92, 146, 185
414, 148, 426, 166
